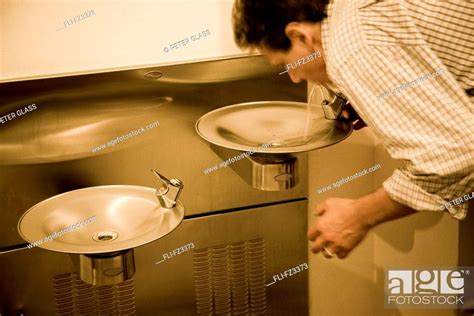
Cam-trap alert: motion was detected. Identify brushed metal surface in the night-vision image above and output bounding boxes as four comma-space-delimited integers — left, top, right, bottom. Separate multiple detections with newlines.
192, 239, 267, 314
0, 97, 172, 165
0, 200, 308, 315
0, 56, 309, 314
0, 56, 280, 165
128, 199, 309, 315
79, 249, 136, 286
0, 55, 308, 219
210, 144, 300, 191
18, 185, 185, 254
153, 55, 281, 84
52, 273, 137, 315
196, 101, 352, 153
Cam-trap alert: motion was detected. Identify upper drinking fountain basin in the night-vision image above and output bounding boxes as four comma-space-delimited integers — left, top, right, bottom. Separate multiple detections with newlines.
195, 101, 352, 154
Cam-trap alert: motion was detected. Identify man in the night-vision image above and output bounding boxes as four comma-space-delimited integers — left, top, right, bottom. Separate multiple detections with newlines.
232, 0, 474, 259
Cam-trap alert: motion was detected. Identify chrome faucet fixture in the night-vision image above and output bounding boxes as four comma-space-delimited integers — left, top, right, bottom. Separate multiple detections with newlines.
151, 169, 184, 209
312, 84, 347, 120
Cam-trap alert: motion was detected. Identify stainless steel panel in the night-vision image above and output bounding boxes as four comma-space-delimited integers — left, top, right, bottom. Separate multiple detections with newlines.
52, 274, 137, 315
0, 56, 307, 219
1, 200, 308, 315
0, 56, 309, 314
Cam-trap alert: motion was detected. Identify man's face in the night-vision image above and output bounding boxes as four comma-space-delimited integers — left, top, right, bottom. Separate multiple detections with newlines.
261, 45, 329, 84
259, 22, 330, 84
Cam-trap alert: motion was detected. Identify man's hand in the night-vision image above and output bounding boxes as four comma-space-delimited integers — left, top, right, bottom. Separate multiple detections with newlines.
308, 197, 371, 259
308, 188, 416, 259
341, 103, 367, 130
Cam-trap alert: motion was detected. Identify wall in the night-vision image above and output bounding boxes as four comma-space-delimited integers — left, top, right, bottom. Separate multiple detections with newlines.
308, 131, 460, 316
308, 128, 379, 316
372, 141, 458, 316
0, 0, 242, 82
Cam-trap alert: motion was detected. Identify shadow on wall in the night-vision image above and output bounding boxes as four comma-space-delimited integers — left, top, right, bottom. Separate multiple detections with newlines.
374, 212, 444, 253
372, 141, 447, 254
311, 262, 403, 316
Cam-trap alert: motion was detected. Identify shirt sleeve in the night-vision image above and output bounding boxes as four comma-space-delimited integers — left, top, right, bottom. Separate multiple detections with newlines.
324, 3, 474, 219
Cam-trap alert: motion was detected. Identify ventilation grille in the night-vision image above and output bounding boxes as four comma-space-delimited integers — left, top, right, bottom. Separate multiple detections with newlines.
193, 238, 267, 315
52, 273, 136, 315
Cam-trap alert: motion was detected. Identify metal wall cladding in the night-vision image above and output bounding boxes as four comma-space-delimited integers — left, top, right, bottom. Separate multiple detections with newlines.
1, 199, 308, 315
53, 273, 137, 315
193, 239, 267, 315
133, 200, 308, 315
0, 56, 308, 315
0, 56, 307, 217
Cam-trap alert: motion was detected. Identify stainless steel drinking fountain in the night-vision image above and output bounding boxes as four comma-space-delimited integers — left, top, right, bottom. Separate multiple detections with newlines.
210, 144, 298, 191
16, 170, 184, 286
0, 54, 315, 315
196, 94, 352, 191
79, 249, 136, 286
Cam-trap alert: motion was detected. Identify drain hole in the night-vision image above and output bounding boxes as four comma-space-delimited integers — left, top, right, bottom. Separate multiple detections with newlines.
93, 231, 119, 242
98, 235, 113, 241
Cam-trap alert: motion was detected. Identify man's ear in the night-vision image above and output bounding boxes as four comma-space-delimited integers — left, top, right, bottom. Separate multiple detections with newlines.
285, 22, 314, 47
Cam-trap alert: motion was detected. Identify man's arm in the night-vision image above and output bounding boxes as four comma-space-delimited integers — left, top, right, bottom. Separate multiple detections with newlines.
359, 187, 416, 227
324, 1, 474, 220
308, 187, 416, 259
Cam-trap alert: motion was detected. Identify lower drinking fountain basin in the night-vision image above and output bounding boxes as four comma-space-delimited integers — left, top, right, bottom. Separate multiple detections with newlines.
17, 185, 185, 254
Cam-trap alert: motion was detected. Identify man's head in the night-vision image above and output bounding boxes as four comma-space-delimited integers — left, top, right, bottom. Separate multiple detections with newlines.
232, 0, 330, 83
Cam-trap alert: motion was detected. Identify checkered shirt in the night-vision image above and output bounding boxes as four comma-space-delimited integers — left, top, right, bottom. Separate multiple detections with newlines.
321, 0, 474, 219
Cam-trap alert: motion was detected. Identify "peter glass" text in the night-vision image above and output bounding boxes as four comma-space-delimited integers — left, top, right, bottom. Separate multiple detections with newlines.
0, 104, 37, 125
163, 29, 211, 53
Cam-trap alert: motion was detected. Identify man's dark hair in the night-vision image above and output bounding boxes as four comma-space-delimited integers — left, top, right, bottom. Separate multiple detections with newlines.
232, 0, 329, 51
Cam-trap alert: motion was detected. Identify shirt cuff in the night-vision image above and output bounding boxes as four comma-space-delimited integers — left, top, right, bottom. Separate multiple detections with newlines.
382, 169, 469, 220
